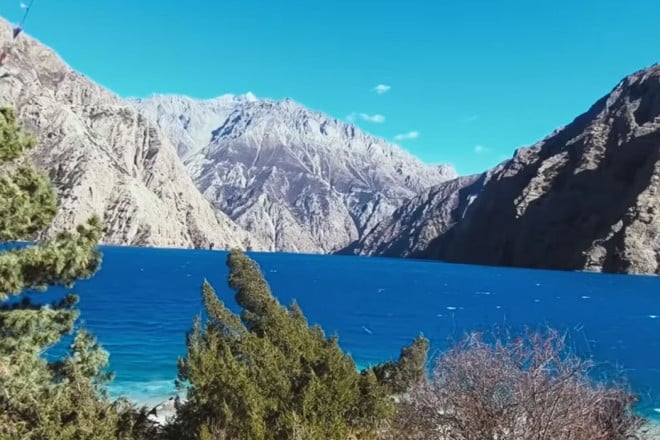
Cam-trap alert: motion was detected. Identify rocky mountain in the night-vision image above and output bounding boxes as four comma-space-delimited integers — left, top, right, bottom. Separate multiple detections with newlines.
134, 95, 457, 253
358, 63, 660, 275
339, 168, 501, 258
127, 93, 259, 159
0, 19, 259, 250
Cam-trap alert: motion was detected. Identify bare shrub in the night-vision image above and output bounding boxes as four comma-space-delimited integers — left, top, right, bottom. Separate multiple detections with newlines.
388, 327, 646, 440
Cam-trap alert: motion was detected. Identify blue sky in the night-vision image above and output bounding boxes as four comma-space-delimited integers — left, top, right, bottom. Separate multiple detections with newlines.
2, 0, 660, 175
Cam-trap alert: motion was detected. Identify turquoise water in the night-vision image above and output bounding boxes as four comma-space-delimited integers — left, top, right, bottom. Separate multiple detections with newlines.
20, 245, 660, 417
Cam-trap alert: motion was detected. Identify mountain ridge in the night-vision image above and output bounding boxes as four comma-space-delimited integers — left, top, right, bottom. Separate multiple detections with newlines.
339, 164, 506, 258
0, 18, 261, 250
135, 94, 456, 252
352, 62, 660, 275
0, 17, 456, 254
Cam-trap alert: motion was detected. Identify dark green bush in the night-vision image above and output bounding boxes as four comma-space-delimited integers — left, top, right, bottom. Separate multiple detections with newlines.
166, 249, 428, 440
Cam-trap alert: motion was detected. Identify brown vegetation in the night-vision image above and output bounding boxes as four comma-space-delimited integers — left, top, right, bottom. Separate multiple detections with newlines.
387, 328, 645, 440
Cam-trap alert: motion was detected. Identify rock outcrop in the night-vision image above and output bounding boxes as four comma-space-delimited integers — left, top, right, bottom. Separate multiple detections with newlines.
338, 167, 503, 258
414, 64, 660, 274
339, 175, 479, 257
135, 95, 456, 252
0, 19, 259, 250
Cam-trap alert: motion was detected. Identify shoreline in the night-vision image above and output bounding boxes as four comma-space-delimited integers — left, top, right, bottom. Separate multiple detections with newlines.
128, 391, 660, 435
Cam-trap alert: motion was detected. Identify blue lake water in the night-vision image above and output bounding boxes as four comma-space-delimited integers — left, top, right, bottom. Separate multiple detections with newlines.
24, 245, 660, 418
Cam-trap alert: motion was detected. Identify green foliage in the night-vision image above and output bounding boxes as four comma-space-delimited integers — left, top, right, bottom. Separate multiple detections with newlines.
0, 107, 37, 163
0, 161, 57, 241
0, 217, 103, 299
370, 335, 429, 395
113, 399, 165, 440
168, 249, 429, 440
0, 106, 142, 439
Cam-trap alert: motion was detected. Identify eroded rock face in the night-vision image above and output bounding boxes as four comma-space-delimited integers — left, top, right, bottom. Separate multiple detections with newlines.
421, 64, 660, 274
0, 19, 260, 250
339, 161, 509, 258
135, 96, 457, 253
0, 18, 455, 254
339, 174, 481, 257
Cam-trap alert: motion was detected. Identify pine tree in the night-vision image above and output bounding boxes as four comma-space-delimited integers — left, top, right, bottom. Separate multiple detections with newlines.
168, 249, 429, 440
0, 106, 131, 439
369, 335, 429, 395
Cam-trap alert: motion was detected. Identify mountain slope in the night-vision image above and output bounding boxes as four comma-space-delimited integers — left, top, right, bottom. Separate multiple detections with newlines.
127, 93, 258, 158
135, 95, 457, 252
339, 168, 503, 258
0, 19, 259, 250
418, 64, 660, 274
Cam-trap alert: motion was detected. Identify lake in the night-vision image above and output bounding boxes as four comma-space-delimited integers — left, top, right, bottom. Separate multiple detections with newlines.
26, 245, 660, 419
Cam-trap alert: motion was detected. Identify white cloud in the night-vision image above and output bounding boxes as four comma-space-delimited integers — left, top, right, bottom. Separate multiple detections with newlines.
463, 115, 479, 122
359, 113, 385, 123
394, 131, 420, 141
373, 84, 391, 94
347, 112, 386, 123
474, 144, 490, 154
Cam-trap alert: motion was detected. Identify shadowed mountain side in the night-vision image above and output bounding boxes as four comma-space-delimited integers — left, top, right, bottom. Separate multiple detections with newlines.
401, 64, 660, 274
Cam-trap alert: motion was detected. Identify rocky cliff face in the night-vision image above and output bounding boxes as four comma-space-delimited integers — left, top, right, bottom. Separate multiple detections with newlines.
127, 93, 257, 159
135, 95, 456, 252
339, 168, 502, 258
418, 64, 660, 274
0, 19, 259, 250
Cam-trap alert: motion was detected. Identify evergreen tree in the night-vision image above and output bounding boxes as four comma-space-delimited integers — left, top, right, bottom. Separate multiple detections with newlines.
0, 107, 133, 439
369, 335, 429, 395
168, 249, 429, 440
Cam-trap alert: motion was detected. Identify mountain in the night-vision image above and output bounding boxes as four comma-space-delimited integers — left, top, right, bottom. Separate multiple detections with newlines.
339, 168, 501, 258
0, 18, 455, 254
0, 19, 259, 250
127, 93, 259, 159
357, 63, 660, 275
134, 95, 457, 253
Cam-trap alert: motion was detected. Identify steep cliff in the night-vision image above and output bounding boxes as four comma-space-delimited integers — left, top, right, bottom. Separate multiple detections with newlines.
339, 175, 480, 257
339, 164, 509, 258
0, 19, 259, 250
422, 64, 660, 274
135, 95, 456, 252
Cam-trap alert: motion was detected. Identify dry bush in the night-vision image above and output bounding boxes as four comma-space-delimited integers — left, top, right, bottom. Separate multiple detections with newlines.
388, 327, 646, 440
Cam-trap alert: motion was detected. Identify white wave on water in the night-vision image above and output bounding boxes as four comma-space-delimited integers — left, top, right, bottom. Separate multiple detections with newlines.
108, 380, 179, 407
